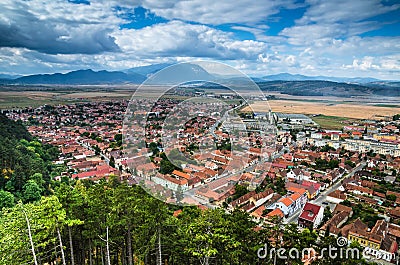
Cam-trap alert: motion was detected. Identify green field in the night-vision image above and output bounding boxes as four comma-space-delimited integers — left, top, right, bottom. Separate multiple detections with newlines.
0, 89, 242, 109
373, 104, 400, 108
311, 115, 356, 130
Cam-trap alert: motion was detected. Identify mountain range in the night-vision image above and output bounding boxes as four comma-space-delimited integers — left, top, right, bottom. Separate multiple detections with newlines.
1, 63, 396, 84
0, 63, 398, 97
0, 63, 215, 85
261, 73, 381, 83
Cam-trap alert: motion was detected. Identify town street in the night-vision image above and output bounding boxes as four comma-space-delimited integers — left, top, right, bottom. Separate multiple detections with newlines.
284, 161, 366, 224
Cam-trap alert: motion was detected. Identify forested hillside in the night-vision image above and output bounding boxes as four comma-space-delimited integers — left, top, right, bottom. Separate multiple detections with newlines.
0, 113, 62, 208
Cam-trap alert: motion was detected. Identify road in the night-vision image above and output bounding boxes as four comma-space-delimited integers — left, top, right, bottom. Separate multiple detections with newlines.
315, 162, 365, 205
76, 139, 110, 164
284, 161, 366, 224
209, 102, 245, 138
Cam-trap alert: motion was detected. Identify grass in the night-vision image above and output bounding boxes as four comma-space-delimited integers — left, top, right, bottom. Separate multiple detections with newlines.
0, 89, 244, 109
0, 91, 129, 109
373, 104, 400, 108
0, 96, 68, 109
311, 115, 356, 130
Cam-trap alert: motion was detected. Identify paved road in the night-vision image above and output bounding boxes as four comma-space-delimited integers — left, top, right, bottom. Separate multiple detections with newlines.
284, 162, 366, 224
313, 161, 366, 207
76, 140, 110, 164
209, 102, 245, 138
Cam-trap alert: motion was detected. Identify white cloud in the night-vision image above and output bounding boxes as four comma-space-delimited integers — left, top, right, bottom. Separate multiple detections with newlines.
298, 0, 399, 24
118, 0, 299, 26
112, 21, 267, 59
0, 0, 123, 54
342, 55, 400, 72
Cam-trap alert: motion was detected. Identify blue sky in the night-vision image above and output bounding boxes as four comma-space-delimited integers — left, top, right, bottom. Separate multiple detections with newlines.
0, 0, 399, 79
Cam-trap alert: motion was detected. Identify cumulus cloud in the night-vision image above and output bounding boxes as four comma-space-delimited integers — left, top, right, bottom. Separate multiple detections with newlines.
298, 0, 399, 24
343, 55, 400, 72
112, 21, 267, 59
0, 0, 122, 54
280, 0, 399, 44
114, 0, 299, 26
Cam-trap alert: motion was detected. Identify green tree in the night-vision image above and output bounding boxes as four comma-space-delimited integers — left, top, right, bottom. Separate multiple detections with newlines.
160, 159, 176, 174
0, 190, 14, 210
232, 184, 248, 200
386, 194, 396, 201
55, 182, 85, 265
22, 180, 42, 203
184, 209, 240, 264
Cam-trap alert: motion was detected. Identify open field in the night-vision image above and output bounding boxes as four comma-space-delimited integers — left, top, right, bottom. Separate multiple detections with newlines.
57, 91, 132, 99
0, 90, 134, 109
245, 100, 400, 120
0, 91, 70, 108
310, 115, 357, 130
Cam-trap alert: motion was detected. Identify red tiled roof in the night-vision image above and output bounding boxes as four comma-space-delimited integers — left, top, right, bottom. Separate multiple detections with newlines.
172, 170, 190, 180
299, 202, 321, 222
267, 208, 284, 218
279, 197, 293, 207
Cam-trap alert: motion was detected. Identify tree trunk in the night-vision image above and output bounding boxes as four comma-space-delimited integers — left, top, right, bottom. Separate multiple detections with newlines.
100, 245, 104, 265
81, 229, 85, 265
89, 239, 93, 265
157, 228, 162, 265
127, 225, 133, 265
121, 245, 126, 265
106, 226, 111, 265
23, 209, 38, 265
100, 246, 104, 265
57, 227, 66, 265
68, 226, 75, 265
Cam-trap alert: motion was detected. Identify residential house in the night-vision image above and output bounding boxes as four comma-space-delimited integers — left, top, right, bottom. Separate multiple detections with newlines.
298, 202, 324, 229
326, 190, 347, 204
348, 219, 398, 263
275, 189, 307, 217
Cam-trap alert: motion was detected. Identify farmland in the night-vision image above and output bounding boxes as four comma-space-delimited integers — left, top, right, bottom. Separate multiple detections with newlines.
246, 99, 400, 120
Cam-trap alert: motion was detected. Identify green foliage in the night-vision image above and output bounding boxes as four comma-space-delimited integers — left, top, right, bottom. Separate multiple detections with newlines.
320, 144, 335, 152
386, 194, 396, 201
167, 148, 192, 165
114, 133, 122, 142
351, 203, 384, 228
342, 200, 352, 207
22, 180, 42, 203
321, 206, 333, 225
0, 179, 376, 265
345, 160, 356, 168
0, 114, 59, 203
0, 190, 14, 210
159, 158, 177, 174
232, 184, 248, 200
314, 158, 339, 170
148, 142, 159, 155
0, 113, 32, 141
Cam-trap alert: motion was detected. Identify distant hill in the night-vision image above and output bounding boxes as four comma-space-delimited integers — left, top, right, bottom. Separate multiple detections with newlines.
8, 69, 146, 85
2, 64, 215, 85
0, 65, 398, 98
145, 63, 215, 84
262, 73, 381, 83
0, 74, 21, 79
257, 80, 400, 98
125, 63, 174, 76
